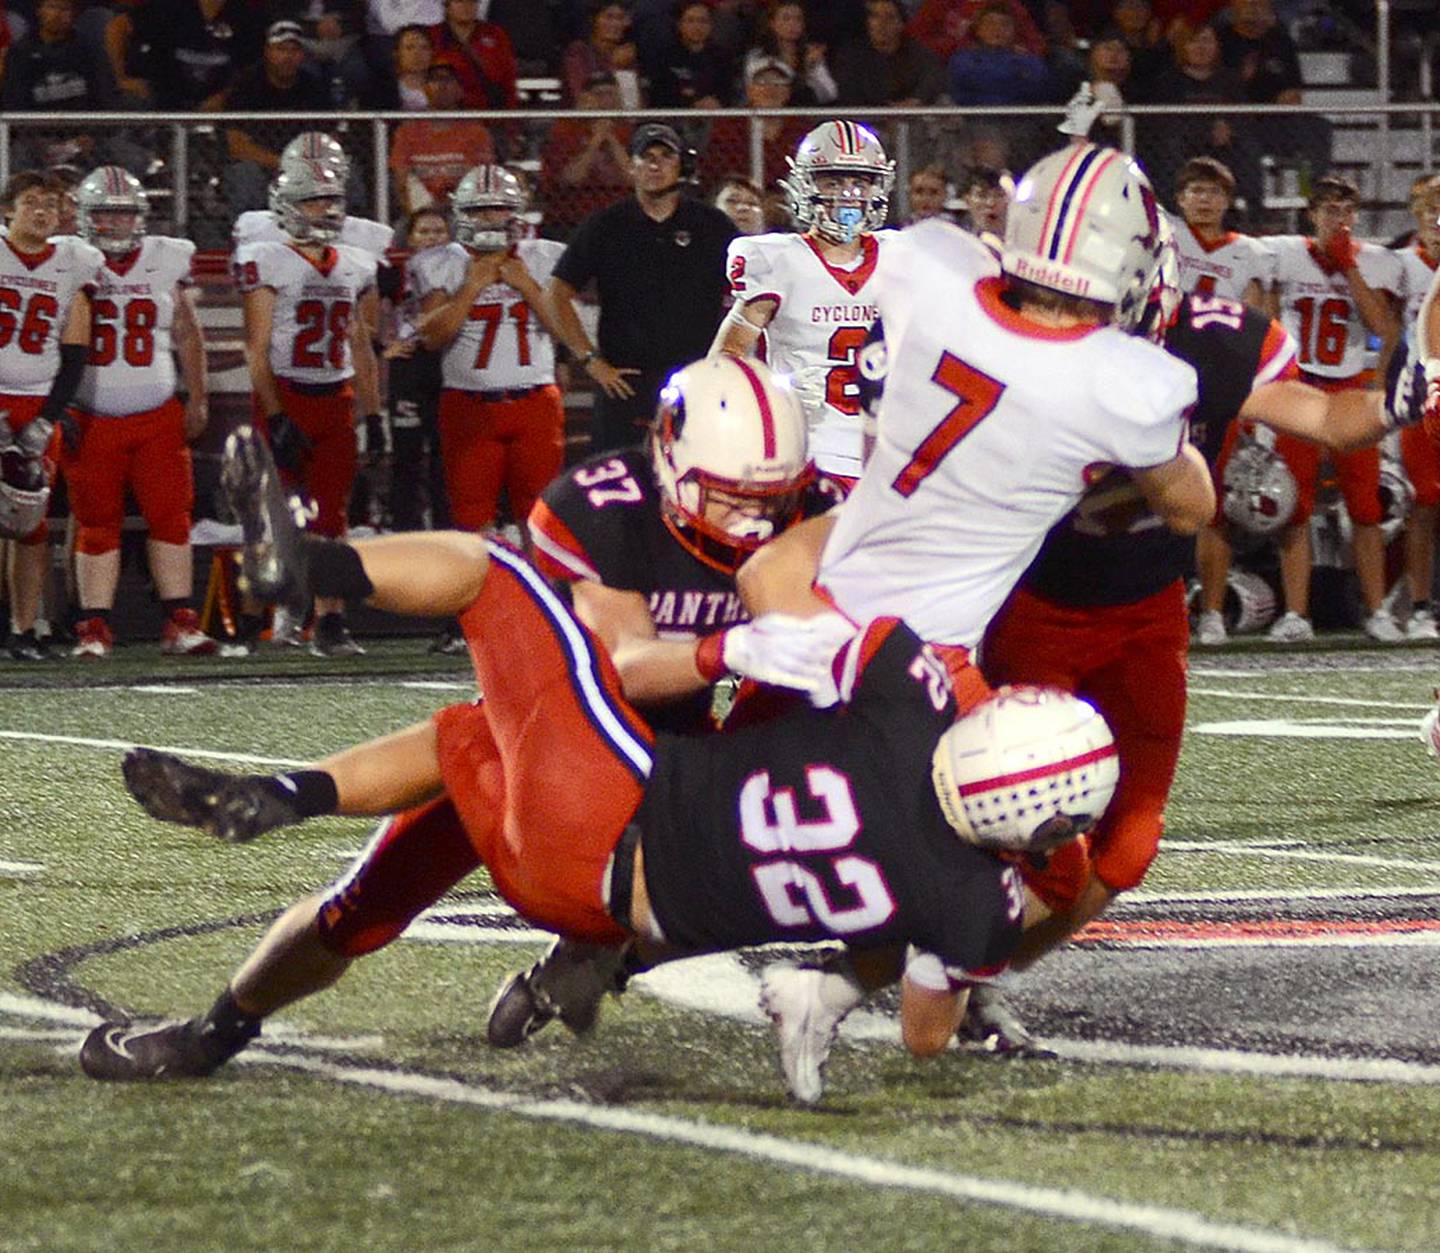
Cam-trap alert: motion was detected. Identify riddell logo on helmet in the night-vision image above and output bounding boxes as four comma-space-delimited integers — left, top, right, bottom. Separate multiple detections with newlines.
1010, 254, 1092, 295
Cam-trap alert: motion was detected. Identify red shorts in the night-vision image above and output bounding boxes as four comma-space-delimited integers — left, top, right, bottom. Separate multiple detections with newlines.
1274, 373, 1381, 526
65, 398, 192, 553
1, 393, 57, 544
253, 379, 356, 538
437, 385, 564, 533
981, 579, 1189, 904
1402, 421, 1440, 509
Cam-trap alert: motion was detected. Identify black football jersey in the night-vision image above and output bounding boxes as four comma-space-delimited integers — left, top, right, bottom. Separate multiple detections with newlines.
1020, 297, 1294, 607
638, 620, 1024, 974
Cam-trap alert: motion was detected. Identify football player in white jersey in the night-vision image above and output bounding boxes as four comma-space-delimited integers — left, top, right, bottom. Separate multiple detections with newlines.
0, 170, 104, 660
711, 120, 896, 486
1170, 156, 1271, 309
1263, 174, 1404, 643
411, 165, 569, 535
232, 158, 381, 657
65, 166, 214, 660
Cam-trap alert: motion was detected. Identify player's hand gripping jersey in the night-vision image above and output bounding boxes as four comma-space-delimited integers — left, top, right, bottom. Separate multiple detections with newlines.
726, 229, 896, 479
408, 238, 565, 391
75, 235, 194, 415
232, 241, 378, 385
819, 219, 1197, 647
232, 210, 395, 262
0, 235, 104, 394
1266, 234, 1403, 379
1170, 215, 1272, 299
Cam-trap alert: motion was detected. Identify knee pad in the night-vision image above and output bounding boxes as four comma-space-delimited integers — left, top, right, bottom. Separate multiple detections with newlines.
75, 524, 122, 556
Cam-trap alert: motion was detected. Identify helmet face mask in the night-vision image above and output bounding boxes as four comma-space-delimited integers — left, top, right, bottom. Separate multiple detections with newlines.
1222, 436, 1298, 535
0, 445, 50, 540
451, 165, 526, 251
75, 165, 148, 256
783, 121, 894, 244
1138, 216, 1182, 343
272, 162, 347, 243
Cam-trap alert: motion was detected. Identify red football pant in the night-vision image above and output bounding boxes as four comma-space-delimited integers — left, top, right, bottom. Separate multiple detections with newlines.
253, 379, 356, 538
438, 386, 564, 533
2, 393, 56, 544
317, 544, 652, 956
65, 398, 193, 553
1402, 421, 1440, 508
982, 580, 1189, 907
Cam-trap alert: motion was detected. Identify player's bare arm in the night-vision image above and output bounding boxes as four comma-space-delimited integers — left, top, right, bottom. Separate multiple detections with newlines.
1131, 444, 1216, 535
708, 296, 777, 358
570, 580, 717, 705
1241, 377, 1385, 452
1242, 277, 1266, 311
415, 256, 500, 351
60, 288, 91, 348
351, 287, 381, 417
172, 283, 209, 440
736, 513, 836, 617
241, 286, 284, 417
543, 274, 639, 399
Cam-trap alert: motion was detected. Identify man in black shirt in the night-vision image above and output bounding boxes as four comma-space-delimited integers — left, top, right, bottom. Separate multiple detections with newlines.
544, 122, 736, 453
108, 0, 268, 110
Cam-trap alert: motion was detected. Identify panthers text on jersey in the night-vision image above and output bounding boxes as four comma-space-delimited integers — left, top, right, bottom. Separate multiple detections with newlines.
1170, 216, 1272, 299
1395, 239, 1438, 340
231, 211, 394, 262
818, 218, 1196, 648
1023, 295, 1297, 607
726, 229, 896, 480
638, 617, 1024, 974
0, 234, 104, 395
232, 241, 378, 386
75, 235, 194, 416
1266, 234, 1403, 380
408, 238, 565, 391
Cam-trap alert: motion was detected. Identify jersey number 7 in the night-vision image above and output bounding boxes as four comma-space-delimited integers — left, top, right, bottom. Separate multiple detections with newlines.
891, 351, 1006, 498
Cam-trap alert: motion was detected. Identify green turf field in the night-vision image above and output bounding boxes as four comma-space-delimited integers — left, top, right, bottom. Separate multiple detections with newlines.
3, 641, 1439, 1252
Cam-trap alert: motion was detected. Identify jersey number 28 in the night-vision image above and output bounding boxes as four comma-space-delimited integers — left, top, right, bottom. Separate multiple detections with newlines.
292, 299, 351, 370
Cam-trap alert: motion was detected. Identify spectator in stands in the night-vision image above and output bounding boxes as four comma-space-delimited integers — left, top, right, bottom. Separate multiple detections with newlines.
907, 0, 1045, 62
429, 0, 518, 109
1145, 19, 1263, 221
389, 61, 497, 217
833, 0, 947, 107
1076, 27, 1140, 148
743, 1, 838, 106
561, 2, 640, 106
540, 70, 633, 239
946, 3, 1053, 105
367, 0, 444, 38
1108, 0, 1167, 98
904, 163, 952, 224
221, 21, 336, 217
960, 165, 1010, 235
713, 174, 764, 235
360, 22, 433, 109
283, 2, 370, 107
1218, 0, 1330, 184
697, 58, 808, 197
482, 0, 558, 76
104, 0, 262, 109
761, 185, 791, 231
645, 1, 734, 110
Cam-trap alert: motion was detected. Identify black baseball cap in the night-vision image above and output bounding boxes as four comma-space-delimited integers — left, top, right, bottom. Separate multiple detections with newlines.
629, 123, 684, 159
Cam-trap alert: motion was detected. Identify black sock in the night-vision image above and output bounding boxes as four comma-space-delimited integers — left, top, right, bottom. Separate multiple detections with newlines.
160, 598, 188, 618
236, 612, 266, 642
305, 537, 374, 601
196, 987, 263, 1055
264, 769, 339, 819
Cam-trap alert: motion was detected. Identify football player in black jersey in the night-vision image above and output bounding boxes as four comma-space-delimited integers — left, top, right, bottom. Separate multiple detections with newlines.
77, 403, 1121, 1103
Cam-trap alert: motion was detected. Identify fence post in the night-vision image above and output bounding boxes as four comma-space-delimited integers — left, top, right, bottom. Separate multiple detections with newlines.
894, 118, 911, 222
748, 113, 763, 190
372, 117, 389, 226
1376, 0, 1391, 203
170, 123, 188, 234
0, 123, 8, 187
1120, 112, 1136, 158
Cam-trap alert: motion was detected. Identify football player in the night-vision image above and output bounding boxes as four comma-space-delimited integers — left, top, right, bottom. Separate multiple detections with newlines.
65, 166, 214, 659
711, 120, 896, 487
232, 158, 382, 657
1261, 174, 1404, 643
0, 170, 103, 659
1170, 156, 1272, 310
409, 166, 568, 536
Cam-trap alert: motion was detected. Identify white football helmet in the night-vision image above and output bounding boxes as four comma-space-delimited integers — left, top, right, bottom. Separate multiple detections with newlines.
782, 120, 894, 244
280, 131, 349, 181
1378, 457, 1415, 544
0, 445, 50, 540
271, 161, 347, 244
452, 165, 525, 251
1139, 215, 1182, 344
1003, 143, 1165, 331
75, 165, 147, 256
652, 357, 814, 573
931, 685, 1119, 855
1222, 435, 1298, 535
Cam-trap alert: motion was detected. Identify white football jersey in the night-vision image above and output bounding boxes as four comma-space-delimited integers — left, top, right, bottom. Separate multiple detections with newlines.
1394, 240, 1438, 335
232, 211, 394, 261
233, 241, 378, 385
75, 235, 194, 416
1170, 216, 1272, 300
408, 238, 565, 391
726, 230, 897, 480
819, 220, 1196, 649
1267, 235, 1403, 379
0, 235, 104, 396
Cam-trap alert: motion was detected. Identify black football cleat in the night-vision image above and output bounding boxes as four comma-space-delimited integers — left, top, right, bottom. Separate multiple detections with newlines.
121, 748, 303, 843
957, 983, 1057, 1059
485, 964, 559, 1049
79, 1017, 252, 1081
485, 939, 628, 1048
220, 425, 309, 611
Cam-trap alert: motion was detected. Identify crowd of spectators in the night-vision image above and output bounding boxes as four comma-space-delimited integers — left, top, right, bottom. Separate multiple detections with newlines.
0, 0, 1345, 232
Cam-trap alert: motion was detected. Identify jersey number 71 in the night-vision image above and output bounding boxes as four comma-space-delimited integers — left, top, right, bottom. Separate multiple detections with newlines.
891, 351, 1005, 498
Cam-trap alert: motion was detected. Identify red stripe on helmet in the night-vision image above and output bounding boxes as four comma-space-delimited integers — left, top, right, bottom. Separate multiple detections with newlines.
955, 744, 1118, 798
730, 357, 776, 458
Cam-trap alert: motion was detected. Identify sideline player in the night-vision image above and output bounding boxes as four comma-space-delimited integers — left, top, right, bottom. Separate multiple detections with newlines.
1263, 175, 1404, 642
65, 166, 214, 658
712, 120, 895, 487
1170, 156, 1271, 310
0, 170, 102, 660
410, 166, 567, 536
232, 160, 381, 656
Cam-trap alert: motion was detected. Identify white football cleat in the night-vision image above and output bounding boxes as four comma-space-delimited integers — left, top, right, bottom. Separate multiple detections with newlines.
758, 960, 864, 1104
1194, 609, 1227, 647
1407, 608, 1438, 641
1363, 610, 1404, 644
1267, 611, 1314, 643
1420, 692, 1440, 760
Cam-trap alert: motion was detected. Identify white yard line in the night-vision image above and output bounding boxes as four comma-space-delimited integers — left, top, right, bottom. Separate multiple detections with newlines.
0, 858, 43, 875
1190, 687, 1432, 711
1190, 721, 1415, 740
0, 729, 308, 768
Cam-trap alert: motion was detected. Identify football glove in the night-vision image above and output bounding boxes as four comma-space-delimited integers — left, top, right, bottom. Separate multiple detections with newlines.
700, 611, 856, 699
57, 412, 82, 456
1322, 224, 1359, 273
1426, 358, 1440, 428
1384, 346, 1430, 430
266, 411, 312, 472
14, 416, 54, 460
1057, 82, 1104, 138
